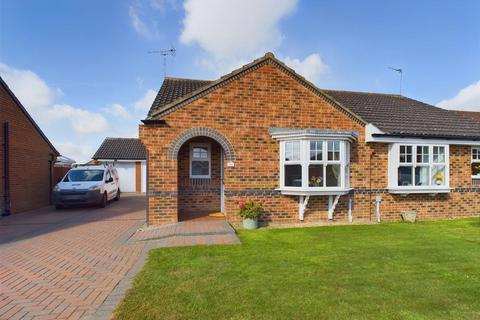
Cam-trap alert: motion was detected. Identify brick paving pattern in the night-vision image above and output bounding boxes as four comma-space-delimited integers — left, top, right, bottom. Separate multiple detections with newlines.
1, 196, 240, 320
0, 195, 146, 320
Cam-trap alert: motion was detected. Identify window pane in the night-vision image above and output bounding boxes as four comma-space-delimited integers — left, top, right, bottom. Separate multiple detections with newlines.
398, 166, 413, 186
431, 166, 445, 186
310, 141, 322, 161
416, 146, 429, 163
193, 147, 208, 159
327, 141, 340, 161
400, 145, 412, 163
308, 164, 324, 187
415, 166, 429, 186
472, 148, 479, 161
285, 141, 300, 161
326, 164, 341, 187
433, 146, 445, 163
285, 165, 302, 187
192, 161, 209, 176
472, 163, 480, 176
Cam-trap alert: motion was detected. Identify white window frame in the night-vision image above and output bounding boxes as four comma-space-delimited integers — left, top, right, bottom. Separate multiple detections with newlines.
472, 147, 480, 178
189, 143, 211, 179
279, 139, 350, 195
388, 143, 450, 193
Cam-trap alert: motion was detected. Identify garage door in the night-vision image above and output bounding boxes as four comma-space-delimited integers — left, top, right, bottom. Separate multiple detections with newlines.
115, 162, 136, 192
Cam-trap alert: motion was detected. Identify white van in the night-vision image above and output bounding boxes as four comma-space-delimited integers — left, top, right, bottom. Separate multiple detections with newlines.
52, 165, 120, 209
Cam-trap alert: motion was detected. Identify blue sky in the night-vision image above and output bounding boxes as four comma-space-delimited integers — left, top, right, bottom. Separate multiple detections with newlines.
1, 0, 479, 161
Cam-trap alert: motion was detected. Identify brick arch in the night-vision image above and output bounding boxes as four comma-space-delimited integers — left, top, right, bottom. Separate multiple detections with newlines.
168, 127, 236, 160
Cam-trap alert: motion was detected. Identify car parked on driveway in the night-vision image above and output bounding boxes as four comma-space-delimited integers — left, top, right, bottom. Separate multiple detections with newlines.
52, 165, 120, 209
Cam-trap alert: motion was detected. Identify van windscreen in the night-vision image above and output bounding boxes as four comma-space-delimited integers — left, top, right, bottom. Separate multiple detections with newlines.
64, 170, 104, 182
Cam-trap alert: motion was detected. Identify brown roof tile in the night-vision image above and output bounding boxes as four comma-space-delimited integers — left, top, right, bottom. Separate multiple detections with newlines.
92, 138, 146, 160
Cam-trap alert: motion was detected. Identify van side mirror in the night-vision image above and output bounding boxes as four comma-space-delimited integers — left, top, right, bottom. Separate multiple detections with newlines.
106, 177, 113, 183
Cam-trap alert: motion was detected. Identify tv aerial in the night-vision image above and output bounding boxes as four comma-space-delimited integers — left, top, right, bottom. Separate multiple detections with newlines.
388, 66, 403, 95
148, 47, 176, 78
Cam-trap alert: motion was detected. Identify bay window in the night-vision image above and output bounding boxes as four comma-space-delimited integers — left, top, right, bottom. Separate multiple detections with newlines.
270, 128, 357, 195
389, 143, 450, 193
279, 139, 351, 194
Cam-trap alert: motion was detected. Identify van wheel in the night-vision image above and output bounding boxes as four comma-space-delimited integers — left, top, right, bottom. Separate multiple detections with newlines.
99, 192, 107, 208
114, 189, 120, 201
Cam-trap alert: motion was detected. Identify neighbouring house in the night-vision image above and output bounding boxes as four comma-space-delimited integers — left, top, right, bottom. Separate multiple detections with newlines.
92, 137, 146, 193
140, 53, 480, 226
0, 77, 59, 215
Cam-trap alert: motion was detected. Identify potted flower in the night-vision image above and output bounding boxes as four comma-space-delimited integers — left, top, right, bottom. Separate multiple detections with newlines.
309, 175, 323, 187
238, 200, 264, 229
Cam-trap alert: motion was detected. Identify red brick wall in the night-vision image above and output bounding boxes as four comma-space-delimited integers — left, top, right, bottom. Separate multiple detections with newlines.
178, 137, 222, 216
140, 61, 480, 225
0, 84, 56, 214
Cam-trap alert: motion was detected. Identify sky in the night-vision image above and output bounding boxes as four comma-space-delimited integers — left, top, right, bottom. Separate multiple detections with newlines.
0, 0, 479, 162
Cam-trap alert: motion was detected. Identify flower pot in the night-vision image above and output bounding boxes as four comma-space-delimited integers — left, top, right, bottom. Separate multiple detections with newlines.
243, 217, 258, 229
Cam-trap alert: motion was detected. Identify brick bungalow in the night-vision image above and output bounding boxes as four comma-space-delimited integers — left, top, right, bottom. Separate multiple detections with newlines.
140, 53, 480, 226
1, 77, 59, 215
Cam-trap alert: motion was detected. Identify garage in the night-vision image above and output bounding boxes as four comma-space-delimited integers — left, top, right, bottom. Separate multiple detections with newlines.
92, 138, 146, 193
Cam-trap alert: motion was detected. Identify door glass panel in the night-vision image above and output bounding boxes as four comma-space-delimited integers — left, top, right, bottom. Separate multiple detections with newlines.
192, 161, 209, 176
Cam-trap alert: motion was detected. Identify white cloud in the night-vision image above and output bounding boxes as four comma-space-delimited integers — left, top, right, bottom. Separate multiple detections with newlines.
104, 103, 132, 119
55, 142, 96, 163
180, 0, 297, 71
0, 63, 110, 135
282, 54, 329, 84
0, 63, 142, 163
150, 0, 178, 11
49, 104, 110, 134
437, 81, 480, 111
0, 63, 55, 111
128, 1, 160, 38
134, 89, 157, 111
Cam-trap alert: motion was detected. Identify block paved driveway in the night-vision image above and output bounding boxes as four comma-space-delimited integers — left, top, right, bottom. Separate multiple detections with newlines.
0, 195, 146, 320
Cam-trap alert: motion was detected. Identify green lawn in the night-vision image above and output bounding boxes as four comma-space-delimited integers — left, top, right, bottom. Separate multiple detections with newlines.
113, 219, 480, 320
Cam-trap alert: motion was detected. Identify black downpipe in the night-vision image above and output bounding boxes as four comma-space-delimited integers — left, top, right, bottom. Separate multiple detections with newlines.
2, 122, 10, 216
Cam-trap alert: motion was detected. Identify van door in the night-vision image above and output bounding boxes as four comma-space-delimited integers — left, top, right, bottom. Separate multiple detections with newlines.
105, 170, 116, 200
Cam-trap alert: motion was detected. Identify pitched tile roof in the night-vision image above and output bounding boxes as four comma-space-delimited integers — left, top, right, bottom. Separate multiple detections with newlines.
146, 53, 480, 140
322, 90, 480, 139
148, 77, 212, 118
451, 110, 480, 122
92, 138, 146, 160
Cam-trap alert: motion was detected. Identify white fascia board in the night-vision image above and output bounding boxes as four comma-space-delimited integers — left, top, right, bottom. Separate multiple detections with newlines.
365, 123, 385, 142
366, 134, 480, 146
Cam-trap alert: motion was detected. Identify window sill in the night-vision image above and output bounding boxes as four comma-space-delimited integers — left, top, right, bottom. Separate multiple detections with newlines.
388, 187, 451, 194
276, 188, 352, 196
